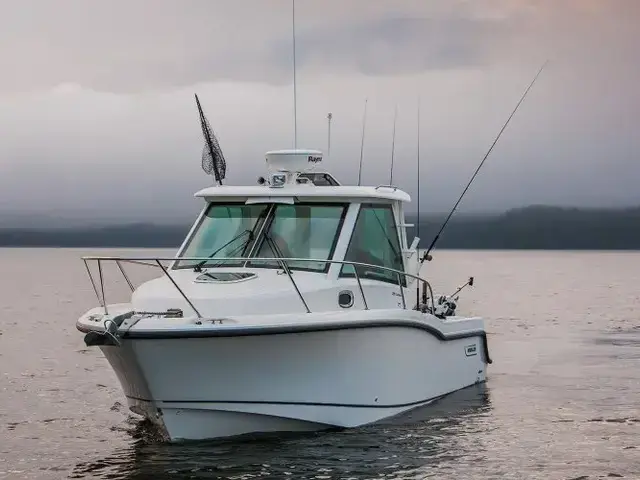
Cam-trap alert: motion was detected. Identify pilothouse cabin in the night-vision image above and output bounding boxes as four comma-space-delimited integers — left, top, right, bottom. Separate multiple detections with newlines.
134, 150, 422, 317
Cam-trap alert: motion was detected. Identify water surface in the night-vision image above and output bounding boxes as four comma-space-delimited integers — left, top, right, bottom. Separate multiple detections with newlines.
0, 248, 638, 479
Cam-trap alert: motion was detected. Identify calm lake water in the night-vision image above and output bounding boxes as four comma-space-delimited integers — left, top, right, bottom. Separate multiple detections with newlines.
0, 248, 639, 479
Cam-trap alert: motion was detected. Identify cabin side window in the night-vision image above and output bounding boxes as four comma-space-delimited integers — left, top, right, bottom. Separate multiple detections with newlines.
340, 203, 405, 285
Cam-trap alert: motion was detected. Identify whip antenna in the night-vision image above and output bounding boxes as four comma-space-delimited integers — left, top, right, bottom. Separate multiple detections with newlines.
195, 93, 226, 185
389, 104, 398, 184
357, 97, 368, 186
292, 0, 298, 149
421, 60, 548, 264
327, 112, 332, 157
417, 98, 421, 241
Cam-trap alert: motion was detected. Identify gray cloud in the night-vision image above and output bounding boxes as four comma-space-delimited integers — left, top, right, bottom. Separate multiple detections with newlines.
0, 0, 283, 93
286, 15, 509, 75
0, 0, 534, 93
1, 0, 639, 225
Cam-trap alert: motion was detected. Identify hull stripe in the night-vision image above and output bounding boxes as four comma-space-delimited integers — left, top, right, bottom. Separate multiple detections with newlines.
80, 321, 492, 364
123, 320, 482, 341
124, 393, 456, 410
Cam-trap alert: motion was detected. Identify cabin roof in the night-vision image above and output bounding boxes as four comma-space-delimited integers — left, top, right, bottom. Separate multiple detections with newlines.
193, 185, 411, 203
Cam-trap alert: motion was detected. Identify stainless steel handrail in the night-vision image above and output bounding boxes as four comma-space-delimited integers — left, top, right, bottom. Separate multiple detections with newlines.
353, 267, 368, 310
374, 184, 399, 191
81, 256, 435, 317
115, 260, 134, 292
155, 259, 203, 319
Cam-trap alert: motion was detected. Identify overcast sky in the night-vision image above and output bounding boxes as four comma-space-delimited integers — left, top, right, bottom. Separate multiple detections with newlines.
0, 0, 638, 225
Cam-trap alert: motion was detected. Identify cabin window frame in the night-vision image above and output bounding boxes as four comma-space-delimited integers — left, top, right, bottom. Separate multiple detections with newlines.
246, 201, 349, 274
338, 202, 407, 287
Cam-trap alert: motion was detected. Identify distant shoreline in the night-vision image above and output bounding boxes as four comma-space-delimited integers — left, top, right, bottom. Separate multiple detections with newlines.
2, 205, 640, 250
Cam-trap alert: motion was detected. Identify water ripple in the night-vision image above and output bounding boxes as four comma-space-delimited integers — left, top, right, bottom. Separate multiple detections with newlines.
1, 249, 640, 479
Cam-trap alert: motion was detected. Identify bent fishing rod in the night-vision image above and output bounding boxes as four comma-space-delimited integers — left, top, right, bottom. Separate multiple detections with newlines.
421, 60, 549, 264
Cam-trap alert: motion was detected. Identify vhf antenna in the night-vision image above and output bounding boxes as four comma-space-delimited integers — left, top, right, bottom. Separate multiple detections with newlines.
389, 104, 398, 185
416, 98, 421, 242
292, 0, 298, 150
327, 112, 333, 157
421, 60, 549, 264
357, 97, 368, 186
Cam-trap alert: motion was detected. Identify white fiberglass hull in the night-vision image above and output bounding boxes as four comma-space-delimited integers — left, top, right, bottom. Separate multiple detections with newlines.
91, 312, 490, 442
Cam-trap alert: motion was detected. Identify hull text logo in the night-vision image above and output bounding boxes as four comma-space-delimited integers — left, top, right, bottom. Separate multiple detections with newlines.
465, 344, 478, 356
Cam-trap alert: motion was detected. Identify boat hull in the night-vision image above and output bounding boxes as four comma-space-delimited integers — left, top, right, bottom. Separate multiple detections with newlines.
98, 322, 488, 441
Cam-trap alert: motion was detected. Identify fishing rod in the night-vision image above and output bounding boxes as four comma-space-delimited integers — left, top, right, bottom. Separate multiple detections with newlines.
420, 60, 548, 264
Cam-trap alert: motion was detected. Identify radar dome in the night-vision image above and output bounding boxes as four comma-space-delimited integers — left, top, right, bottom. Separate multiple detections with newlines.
265, 149, 323, 174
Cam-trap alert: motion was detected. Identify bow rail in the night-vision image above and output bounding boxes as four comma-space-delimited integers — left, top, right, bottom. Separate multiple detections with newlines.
81, 256, 436, 319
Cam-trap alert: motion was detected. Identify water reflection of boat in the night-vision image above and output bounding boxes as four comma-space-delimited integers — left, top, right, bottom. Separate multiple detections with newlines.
70, 384, 491, 480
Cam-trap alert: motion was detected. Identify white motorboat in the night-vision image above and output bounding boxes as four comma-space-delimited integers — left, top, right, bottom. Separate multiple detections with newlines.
77, 148, 492, 442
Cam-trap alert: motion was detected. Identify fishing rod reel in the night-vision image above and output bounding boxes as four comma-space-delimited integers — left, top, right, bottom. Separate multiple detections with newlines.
432, 276, 474, 317
418, 276, 474, 318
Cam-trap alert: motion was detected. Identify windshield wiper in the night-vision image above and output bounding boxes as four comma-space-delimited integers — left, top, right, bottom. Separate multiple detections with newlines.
193, 229, 253, 272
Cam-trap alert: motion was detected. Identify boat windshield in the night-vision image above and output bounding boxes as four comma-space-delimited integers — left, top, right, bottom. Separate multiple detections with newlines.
175, 203, 269, 269
174, 202, 347, 271
250, 203, 347, 272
